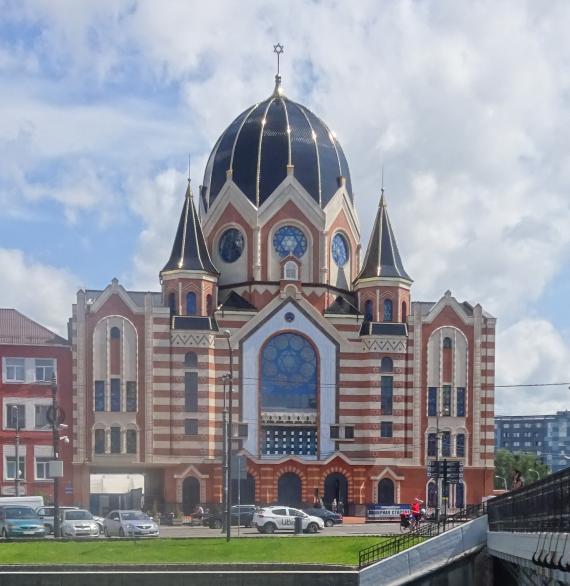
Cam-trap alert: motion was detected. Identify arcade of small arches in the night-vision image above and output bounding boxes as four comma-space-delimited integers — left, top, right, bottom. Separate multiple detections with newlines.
92, 424, 139, 456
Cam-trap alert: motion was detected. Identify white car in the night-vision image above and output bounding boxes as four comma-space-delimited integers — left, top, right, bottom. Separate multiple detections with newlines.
103, 510, 159, 537
36, 506, 78, 533
59, 509, 100, 538
253, 506, 325, 534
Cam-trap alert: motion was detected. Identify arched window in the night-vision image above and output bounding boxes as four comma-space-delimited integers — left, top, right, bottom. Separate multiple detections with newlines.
378, 478, 395, 505
206, 294, 213, 316
427, 481, 437, 507
94, 429, 105, 454
110, 426, 121, 454
364, 300, 374, 321
456, 482, 465, 508
110, 326, 120, 339
443, 337, 452, 349
456, 433, 465, 457
186, 292, 197, 315
184, 352, 198, 369
380, 357, 393, 372
168, 292, 176, 316
383, 299, 393, 322
126, 429, 137, 454
401, 302, 407, 323
427, 433, 437, 457
284, 261, 298, 280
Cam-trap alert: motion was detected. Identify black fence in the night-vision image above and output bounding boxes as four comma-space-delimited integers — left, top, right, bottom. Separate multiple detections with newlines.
487, 466, 570, 533
358, 503, 486, 568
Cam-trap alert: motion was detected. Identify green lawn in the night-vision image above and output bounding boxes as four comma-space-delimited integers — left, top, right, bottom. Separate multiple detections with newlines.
0, 536, 388, 566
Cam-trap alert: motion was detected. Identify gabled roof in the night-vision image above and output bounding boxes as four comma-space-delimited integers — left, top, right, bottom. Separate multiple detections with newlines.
355, 193, 411, 282
0, 309, 68, 346
218, 291, 257, 312
324, 294, 361, 316
161, 181, 219, 275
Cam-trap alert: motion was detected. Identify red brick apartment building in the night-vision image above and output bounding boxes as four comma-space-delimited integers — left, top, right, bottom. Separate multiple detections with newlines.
0, 309, 73, 505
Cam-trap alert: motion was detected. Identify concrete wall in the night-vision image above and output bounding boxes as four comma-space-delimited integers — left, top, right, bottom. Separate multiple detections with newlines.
360, 516, 488, 586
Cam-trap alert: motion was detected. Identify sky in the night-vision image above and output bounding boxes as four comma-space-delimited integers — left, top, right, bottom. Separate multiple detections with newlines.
1, 0, 570, 415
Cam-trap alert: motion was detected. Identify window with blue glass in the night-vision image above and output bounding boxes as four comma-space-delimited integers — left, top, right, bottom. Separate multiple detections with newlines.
110, 426, 121, 453
168, 292, 176, 315
456, 482, 465, 508
383, 299, 393, 322
443, 337, 452, 349
428, 387, 437, 416
331, 233, 349, 267
186, 292, 197, 315
126, 382, 137, 412
364, 300, 374, 321
427, 433, 437, 457
428, 481, 437, 507
126, 429, 137, 454
185, 351, 197, 368
442, 385, 451, 416
456, 387, 466, 417
442, 431, 451, 457
381, 376, 393, 415
110, 326, 120, 339
261, 333, 317, 410
94, 429, 105, 454
381, 357, 393, 372
185, 372, 198, 412
110, 378, 121, 412
380, 421, 393, 438
456, 433, 465, 457
272, 226, 307, 258
218, 228, 244, 263
95, 381, 105, 412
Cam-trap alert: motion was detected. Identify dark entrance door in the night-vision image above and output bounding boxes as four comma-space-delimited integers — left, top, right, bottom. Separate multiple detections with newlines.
378, 478, 395, 505
277, 473, 302, 506
324, 473, 349, 510
232, 473, 256, 504
182, 477, 200, 515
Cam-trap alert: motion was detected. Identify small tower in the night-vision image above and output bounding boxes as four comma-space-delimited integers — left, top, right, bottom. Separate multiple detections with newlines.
160, 177, 219, 318
353, 192, 412, 323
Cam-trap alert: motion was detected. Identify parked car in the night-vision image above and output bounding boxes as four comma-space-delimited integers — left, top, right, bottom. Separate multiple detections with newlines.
205, 504, 256, 529
103, 510, 159, 537
0, 506, 47, 538
303, 507, 343, 527
253, 506, 325, 534
92, 514, 105, 532
59, 509, 100, 538
35, 506, 78, 533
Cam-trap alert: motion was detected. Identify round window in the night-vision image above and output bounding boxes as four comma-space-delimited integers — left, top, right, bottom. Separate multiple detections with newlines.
218, 228, 245, 263
332, 233, 349, 267
273, 226, 307, 258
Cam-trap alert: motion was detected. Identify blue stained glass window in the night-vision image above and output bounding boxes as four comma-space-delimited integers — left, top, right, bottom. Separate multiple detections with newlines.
110, 379, 121, 412
272, 226, 307, 258
186, 292, 197, 315
428, 481, 437, 507
261, 333, 317, 410
428, 387, 437, 416
383, 299, 393, 322
442, 385, 451, 416
456, 482, 465, 507
456, 433, 465, 457
457, 387, 466, 417
364, 300, 374, 321
381, 357, 393, 372
442, 431, 451, 457
95, 381, 105, 412
332, 233, 349, 267
381, 376, 393, 415
219, 228, 244, 263
427, 433, 437, 457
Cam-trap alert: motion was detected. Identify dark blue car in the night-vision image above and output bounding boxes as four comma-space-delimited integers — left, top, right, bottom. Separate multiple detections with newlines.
303, 507, 343, 527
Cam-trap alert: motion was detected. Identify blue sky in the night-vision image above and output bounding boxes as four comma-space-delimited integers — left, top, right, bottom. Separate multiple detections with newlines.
1, 0, 570, 415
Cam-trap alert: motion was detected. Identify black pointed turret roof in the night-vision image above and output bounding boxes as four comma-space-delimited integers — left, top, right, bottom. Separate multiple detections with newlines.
161, 181, 219, 275
356, 193, 411, 282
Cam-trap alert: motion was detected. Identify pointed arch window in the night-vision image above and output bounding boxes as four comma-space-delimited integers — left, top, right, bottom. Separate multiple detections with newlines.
168, 292, 176, 316
186, 292, 197, 315
383, 299, 393, 322
364, 300, 374, 321
401, 301, 407, 323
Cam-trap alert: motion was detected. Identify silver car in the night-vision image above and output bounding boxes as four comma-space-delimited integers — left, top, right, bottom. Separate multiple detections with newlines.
103, 510, 159, 537
59, 509, 100, 538
35, 506, 78, 533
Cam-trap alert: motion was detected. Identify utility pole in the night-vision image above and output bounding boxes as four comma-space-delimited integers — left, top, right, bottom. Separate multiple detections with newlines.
51, 375, 60, 538
224, 329, 234, 543
12, 407, 21, 497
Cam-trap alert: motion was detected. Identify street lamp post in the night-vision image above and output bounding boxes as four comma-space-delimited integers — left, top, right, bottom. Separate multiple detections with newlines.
220, 329, 234, 543
12, 406, 21, 497
495, 475, 507, 491
51, 376, 61, 538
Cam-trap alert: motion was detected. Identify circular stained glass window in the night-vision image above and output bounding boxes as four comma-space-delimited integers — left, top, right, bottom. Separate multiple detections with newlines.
273, 226, 307, 258
332, 233, 349, 267
218, 228, 244, 263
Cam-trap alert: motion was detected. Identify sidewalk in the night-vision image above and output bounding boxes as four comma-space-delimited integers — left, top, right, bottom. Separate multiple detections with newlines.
343, 516, 366, 524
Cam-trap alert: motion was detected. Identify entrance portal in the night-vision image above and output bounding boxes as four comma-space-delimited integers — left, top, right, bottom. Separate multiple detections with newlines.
378, 478, 395, 505
277, 472, 302, 506
324, 472, 348, 511
232, 473, 256, 505
182, 477, 200, 515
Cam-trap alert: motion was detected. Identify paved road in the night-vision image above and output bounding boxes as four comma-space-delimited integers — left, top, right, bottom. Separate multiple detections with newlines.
157, 522, 403, 538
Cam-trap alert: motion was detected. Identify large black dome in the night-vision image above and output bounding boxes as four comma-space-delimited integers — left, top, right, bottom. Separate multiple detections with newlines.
202, 80, 353, 210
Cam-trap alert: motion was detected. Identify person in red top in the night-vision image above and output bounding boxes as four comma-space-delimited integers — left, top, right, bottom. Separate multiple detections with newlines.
410, 498, 423, 526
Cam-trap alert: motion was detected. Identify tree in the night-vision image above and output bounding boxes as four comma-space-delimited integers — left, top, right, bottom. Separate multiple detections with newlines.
494, 449, 550, 489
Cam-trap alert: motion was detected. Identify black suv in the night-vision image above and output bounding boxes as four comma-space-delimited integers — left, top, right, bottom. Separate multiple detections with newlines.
206, 505, 256, 529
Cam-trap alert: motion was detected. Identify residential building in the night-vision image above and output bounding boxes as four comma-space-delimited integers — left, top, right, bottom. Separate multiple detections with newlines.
0, 309, 73, 503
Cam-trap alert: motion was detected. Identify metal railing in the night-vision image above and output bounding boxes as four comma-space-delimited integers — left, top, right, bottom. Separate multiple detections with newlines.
488, 466, 570, 533
358, 503, 486, 568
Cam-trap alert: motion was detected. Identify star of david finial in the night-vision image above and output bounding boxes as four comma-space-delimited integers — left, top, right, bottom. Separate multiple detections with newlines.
273, 42, 284, 76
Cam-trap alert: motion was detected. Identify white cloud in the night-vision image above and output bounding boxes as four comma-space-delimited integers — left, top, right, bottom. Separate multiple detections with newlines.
0, 249, 78, 336
497, 318, 570, 415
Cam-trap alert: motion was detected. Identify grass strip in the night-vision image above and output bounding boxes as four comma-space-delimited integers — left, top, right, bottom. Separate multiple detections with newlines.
0, 536, 393, 566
